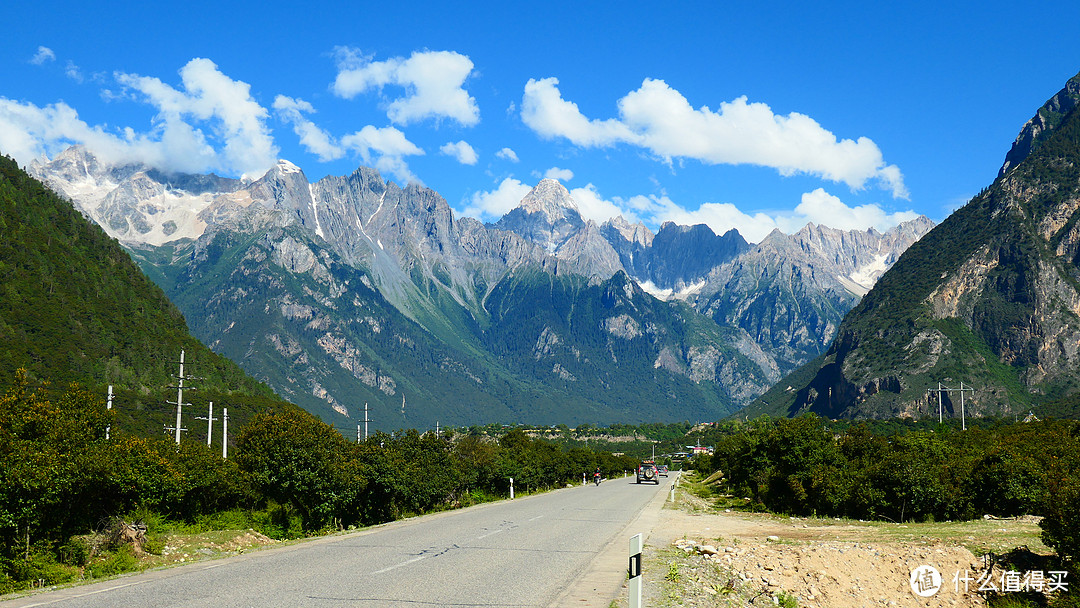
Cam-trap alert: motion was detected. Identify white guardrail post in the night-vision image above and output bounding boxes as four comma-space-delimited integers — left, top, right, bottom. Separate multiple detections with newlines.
629, 533, 643, 608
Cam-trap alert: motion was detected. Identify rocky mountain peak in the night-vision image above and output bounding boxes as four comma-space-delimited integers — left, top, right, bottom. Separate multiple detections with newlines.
603, 215, 654, 247
518, 178, 578, 222
273, 159, 304, 176
493, 179, 585, 252
999, 70, 1080, 177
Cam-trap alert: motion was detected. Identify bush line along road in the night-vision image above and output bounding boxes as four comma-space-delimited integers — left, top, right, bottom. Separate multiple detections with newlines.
5, 474, 675, 607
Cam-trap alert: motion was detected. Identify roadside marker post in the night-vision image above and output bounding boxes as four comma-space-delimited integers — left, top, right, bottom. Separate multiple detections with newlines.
510, 477, 514, 500
629, 533, 643, 608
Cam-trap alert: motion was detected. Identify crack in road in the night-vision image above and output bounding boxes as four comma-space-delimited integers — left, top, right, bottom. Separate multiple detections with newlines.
368, 544, 459, 575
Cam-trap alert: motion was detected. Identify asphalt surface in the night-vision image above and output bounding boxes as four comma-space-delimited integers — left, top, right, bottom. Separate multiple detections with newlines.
5, 473, 673, 607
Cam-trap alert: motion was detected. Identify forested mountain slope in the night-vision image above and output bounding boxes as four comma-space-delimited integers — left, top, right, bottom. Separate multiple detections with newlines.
0, 154, 291, 437
749, 71, 1080, 419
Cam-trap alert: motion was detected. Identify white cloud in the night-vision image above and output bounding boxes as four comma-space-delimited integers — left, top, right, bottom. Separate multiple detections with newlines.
273, 95, 425, 183
0, 97, 217, 174
568, 184, 631, 224
461, 177, 533, 220
1, 58, 278, 178
115, 57, 278, 177
544, 166, 573, 181
784, 188, 920, 232
332, 48, 479, 126
65, 60, 83, 83
30, 46, 55, 65
521, 77, 638, 147
496, 147, 519, 162
273, 95, 344, 162
440, 140, 478, 165
521, 77, 908, 198
340, 125, 424, 184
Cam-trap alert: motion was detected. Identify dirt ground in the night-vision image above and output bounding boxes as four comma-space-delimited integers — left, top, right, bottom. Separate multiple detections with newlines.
614, 488, 1056, 608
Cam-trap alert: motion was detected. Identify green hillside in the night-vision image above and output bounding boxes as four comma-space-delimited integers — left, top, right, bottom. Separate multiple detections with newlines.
0, 154, 293, 437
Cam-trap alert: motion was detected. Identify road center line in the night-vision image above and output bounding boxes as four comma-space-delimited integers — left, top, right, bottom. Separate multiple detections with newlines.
21, 580, 146, 607
370, 554, 427, 575
477, 528, 505, 539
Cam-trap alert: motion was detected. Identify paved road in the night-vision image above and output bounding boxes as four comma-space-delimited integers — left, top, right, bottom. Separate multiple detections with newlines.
7, 473, 673, 607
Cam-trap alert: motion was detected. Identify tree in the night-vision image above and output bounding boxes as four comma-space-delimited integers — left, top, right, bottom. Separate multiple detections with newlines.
235, 409, 359, 530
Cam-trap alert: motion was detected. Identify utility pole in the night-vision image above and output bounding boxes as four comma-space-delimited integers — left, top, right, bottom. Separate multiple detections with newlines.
930, 381, 976, 428
106, 385, 113, 440
222, 407, 229, 459
957, 382, 974, 430
364, 402, 370, 440
195, 402, 217, 446
166, 350, 200, 444
938, 382, 944, 424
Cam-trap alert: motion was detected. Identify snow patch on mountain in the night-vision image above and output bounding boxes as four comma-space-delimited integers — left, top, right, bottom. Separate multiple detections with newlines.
848, 253, 890, 291
637, 278, 708, 301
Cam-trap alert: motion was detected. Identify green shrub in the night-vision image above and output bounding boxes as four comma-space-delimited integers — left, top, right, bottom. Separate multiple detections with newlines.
57, 537, 90, 566
0, 552, 80, 593
86, 546, 139, 578
193, 509, 257, 532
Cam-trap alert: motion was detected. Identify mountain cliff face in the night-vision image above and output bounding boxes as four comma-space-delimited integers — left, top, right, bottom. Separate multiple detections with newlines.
752, 70, 1080, 420
31, 145, 932, 427
602, 220, 751, 290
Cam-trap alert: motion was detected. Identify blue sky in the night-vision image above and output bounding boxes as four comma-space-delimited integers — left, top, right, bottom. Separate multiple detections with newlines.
3, 0, 1080, 242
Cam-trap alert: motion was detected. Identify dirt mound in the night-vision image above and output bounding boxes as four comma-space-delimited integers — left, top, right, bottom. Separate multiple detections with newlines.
670, 537, 982, 607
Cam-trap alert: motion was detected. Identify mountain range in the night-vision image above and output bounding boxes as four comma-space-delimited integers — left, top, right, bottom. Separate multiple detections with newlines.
748, 70, 1080, 420
28, 145, 932, 429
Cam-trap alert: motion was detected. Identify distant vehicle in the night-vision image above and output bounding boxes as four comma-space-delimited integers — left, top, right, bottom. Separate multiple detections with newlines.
636, 460, 659, 484
657, 465, 669, 477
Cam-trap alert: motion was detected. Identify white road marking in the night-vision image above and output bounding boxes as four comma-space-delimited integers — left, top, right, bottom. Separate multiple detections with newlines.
370, 554, 428, 575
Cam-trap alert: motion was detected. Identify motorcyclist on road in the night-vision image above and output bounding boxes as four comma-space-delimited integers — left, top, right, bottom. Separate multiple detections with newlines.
593, 467, 602, 485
